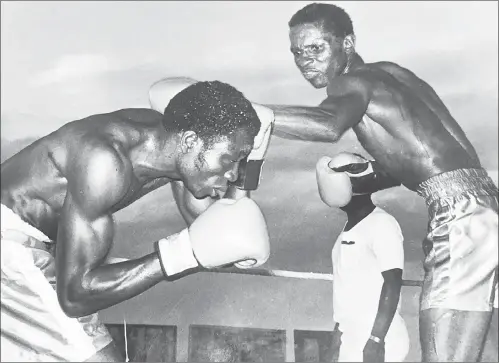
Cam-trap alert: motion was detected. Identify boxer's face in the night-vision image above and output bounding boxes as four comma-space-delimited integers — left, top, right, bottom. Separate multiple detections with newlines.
289, 23, 348, 88
179, 129, 253, 198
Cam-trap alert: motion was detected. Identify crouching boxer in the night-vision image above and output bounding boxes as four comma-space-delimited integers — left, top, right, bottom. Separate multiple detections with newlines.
316, 152, 409, 362
1, 80, 271, 362
149, 77, 275, 223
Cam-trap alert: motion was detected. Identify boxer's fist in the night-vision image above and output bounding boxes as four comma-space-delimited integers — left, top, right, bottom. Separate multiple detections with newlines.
316, 155, 355, 208
251, 104, 275, 151
190, 197, 270, 269
229, 104, 274, 190
149, 77, 198, 114
155, 197, 270, 276
316, 152, 401, 207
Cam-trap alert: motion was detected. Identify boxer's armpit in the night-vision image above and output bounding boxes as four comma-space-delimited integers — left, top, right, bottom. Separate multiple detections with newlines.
270, 88, 368, 143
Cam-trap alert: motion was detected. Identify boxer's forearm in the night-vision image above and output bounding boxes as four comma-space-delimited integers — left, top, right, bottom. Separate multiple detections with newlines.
60, 253, 166, 317
370, 161, 402, 190
266, 105, 342, 142
370, 269, 402, 339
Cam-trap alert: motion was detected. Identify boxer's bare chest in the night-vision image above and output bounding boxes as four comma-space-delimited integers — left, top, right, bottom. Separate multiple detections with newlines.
2, 149, 172, 240
352, 114, 436, 189
109, 175, 171, 213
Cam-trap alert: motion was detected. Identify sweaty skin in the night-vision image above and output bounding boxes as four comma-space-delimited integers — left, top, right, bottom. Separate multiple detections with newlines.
1, 108, 252, 318
273, 24, 481, 191
273, 22, 495, 362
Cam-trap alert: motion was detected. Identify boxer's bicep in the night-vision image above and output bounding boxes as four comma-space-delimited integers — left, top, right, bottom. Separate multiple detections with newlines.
56, 149, 128, 314
56, 196, 115, 309
319, 80, 371, 138
270, 76, 371, 142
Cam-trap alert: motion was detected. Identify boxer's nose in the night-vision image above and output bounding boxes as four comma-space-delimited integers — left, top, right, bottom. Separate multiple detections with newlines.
297, 54, 313, 69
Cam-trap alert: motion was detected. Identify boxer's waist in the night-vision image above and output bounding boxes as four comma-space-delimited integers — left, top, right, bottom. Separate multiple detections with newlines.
1, 204, 53, 252
416, 168, 498, 207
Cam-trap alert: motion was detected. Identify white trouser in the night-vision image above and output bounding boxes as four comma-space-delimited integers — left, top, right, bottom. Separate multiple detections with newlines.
1, 204, 113, 362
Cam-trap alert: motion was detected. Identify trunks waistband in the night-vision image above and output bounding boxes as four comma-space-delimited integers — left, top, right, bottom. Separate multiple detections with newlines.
416, 168, 498, 206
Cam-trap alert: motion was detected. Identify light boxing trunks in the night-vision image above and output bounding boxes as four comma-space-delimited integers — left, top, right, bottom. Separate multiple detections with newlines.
1, 204, 113, 362
416, 168, 498, 312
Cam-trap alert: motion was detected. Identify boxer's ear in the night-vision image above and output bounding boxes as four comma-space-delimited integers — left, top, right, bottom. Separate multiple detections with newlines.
343, 34, 356, 55
180, 131, 199, 153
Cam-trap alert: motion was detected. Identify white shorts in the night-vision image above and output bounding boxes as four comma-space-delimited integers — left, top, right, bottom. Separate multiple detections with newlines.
338, 314, 409, 362
1, 204, 113, 362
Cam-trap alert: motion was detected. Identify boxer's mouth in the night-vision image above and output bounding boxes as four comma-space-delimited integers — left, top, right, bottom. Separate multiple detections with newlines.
211, 187, 226, 198
302, 69, 320, 78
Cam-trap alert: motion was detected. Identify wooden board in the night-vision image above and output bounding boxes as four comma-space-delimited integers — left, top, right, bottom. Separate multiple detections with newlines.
294, 329, 340, 362
189, 324, 286, 362
106, 323, 176, 362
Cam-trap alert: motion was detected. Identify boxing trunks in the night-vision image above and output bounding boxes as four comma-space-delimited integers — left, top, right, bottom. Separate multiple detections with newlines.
416, 168, 498, 311
1, 204, 113, 362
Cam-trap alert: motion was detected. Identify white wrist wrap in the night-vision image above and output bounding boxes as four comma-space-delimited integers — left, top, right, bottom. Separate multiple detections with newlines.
156, 229, 198, 276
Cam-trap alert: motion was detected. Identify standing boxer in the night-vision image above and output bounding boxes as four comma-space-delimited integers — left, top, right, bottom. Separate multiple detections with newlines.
317, 152, 409, 362
1, 80, 274, 362
242, 3, 498, 361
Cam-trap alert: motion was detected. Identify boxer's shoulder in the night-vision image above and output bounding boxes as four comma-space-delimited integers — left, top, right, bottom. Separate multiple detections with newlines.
325, 71, 373, 98
65, 141, 133, 211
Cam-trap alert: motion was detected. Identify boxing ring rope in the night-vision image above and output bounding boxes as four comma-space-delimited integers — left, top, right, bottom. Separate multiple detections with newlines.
106, 257, 423, 287
107, 258, 422, 360
210, 267, 424, 287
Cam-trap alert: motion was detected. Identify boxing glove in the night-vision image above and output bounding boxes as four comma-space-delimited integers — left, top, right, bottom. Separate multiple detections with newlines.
316, 152, 400, 207
149, 76, 198, 114
229, 103, 274, 190
155, 197, 270, 277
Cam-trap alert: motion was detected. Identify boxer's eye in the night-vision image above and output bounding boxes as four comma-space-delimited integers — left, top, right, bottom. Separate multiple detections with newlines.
309, 44, 324, 53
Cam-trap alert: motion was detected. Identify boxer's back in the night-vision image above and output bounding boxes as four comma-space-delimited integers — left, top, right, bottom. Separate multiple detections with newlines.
1, 108, 164, 239
343, 61, 481, 190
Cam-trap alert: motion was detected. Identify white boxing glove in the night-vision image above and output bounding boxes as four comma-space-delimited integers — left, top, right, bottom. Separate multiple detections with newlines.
149, 76, 198, 114
316, 152, 401, 207
229, 104, 275, 190
155, 197, 270, 276
316, 153, 377, 208
251, 104, 275, 151
316, 155, 353, 208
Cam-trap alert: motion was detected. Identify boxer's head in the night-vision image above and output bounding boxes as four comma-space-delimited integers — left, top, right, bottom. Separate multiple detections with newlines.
288, 3, 356, 88
164, 81, 260, 198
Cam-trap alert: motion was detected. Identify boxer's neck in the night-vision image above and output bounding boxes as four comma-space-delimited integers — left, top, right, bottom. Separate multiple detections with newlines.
128, 129, 181, 179
341, 194, 376, 230
342, 53, 364, 75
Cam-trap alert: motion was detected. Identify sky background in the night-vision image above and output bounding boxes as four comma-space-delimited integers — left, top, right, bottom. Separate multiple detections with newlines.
1, 2, 498, 361
1, 0, 497, 269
